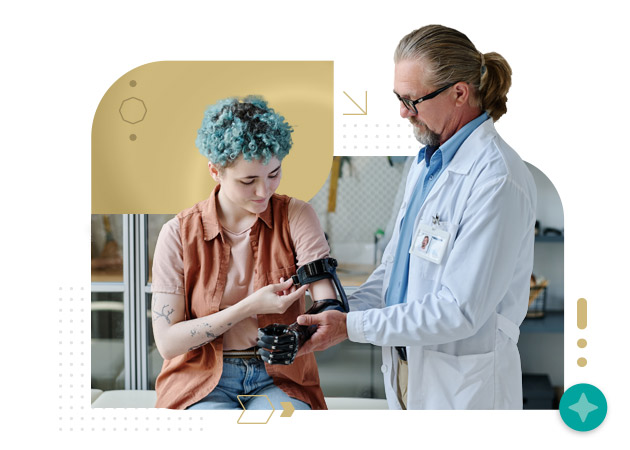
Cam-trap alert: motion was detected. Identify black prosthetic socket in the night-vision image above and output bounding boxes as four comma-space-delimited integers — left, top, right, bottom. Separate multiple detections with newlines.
257, 258, 349, 365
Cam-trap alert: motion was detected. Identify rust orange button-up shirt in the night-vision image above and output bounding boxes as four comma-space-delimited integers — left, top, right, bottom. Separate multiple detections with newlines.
153, 186, 327, 410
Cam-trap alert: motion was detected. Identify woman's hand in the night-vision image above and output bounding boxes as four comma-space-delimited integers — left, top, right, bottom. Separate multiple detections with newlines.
243, 278, 309, 315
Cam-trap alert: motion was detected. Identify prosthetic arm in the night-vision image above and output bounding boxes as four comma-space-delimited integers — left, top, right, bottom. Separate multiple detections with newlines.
257, 258, 349, 365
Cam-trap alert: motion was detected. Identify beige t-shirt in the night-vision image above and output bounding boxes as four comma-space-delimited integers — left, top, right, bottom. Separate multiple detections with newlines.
152, 198, 329, 350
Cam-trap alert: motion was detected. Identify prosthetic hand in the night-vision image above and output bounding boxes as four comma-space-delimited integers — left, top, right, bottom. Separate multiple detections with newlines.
257, 258, 349, 365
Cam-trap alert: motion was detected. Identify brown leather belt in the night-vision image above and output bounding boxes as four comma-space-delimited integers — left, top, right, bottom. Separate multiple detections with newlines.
223, 347, 261, 360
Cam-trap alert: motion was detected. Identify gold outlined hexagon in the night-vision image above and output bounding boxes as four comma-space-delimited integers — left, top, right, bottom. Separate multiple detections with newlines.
119, 97, 147, 124
236, 395, 274, 424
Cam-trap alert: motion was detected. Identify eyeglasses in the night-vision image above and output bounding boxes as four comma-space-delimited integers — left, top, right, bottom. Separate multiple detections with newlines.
394, 82, 457, 114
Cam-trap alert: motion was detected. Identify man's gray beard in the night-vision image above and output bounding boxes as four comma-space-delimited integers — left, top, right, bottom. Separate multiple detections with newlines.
412, 122, 441, 147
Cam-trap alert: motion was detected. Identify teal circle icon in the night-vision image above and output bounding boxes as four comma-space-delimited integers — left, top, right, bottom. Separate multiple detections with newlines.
559, 383, 607, 432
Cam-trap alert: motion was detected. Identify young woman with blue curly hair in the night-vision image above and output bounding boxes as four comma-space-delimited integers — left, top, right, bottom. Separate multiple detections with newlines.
150, 96, 336, 410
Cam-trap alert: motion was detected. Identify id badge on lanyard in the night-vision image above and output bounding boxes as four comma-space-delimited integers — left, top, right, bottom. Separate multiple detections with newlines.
409, 214, 450, 264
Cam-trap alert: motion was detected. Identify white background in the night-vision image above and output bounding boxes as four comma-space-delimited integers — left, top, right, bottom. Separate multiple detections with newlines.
2, 0, 628, 447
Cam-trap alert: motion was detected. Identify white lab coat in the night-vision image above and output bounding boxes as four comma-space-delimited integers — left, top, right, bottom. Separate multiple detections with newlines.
346, 118, 536, 409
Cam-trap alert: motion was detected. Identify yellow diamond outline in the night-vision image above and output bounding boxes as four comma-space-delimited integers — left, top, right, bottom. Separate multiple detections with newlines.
236, 395, 275, 424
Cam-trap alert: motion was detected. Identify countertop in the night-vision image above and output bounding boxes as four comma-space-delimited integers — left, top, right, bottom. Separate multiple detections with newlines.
336, 263, 377, 287
93, 263, 378, 288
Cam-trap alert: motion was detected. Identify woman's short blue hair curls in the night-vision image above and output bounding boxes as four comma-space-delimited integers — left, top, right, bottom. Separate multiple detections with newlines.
195, 96, 294, 167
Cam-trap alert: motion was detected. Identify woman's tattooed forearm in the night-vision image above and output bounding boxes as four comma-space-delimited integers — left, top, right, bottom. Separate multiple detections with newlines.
187, 331, 218, 352
187, 322, 218, 351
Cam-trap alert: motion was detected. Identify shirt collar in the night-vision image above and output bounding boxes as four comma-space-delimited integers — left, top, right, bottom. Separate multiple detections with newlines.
257, 199, 274, 229
201, 184, 273, 241
417, 111, 490, 167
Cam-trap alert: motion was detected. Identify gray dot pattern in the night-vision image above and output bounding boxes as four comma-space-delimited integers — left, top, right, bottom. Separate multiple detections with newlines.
58, 286, 214, 431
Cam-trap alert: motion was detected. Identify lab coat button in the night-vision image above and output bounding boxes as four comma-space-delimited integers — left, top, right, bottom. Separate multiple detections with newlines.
380, 364, 388, 373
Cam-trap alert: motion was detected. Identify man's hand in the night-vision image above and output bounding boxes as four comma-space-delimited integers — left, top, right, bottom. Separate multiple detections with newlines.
296, 310, 348, 356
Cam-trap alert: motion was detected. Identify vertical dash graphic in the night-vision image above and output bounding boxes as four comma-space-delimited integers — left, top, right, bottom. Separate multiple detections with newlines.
577, 298, 587, 367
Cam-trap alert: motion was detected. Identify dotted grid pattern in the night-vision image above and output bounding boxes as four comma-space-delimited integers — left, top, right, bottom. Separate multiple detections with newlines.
58, 286, 90, 432
338, 121, 419, 153
58, 287, 212, 432
309, 121, 419, 262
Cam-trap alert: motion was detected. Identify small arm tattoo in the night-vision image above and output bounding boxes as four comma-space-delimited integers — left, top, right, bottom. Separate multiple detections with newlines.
188, 333, 217, 352
188, 342, 206, 352
153, 304, 175, 324
185, 322, 218, 352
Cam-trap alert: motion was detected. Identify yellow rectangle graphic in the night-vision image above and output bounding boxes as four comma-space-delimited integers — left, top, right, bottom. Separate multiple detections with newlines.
577, 298, 587, 329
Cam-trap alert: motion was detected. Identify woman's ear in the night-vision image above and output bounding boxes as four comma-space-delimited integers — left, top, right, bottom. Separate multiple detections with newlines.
208, 162, 222, 183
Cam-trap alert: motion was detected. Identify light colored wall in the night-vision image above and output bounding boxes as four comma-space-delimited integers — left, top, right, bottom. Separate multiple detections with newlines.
309, 156, 410, 265
310, 159, 564, 313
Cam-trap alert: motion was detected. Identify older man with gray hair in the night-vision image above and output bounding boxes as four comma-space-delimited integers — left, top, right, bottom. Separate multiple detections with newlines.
296, 24, 537, 410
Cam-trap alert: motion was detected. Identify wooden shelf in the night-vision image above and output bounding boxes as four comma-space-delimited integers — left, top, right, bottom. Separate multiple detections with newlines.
521, 311, 564, 333
337, 264, 376, 287
535, 235, 564, 243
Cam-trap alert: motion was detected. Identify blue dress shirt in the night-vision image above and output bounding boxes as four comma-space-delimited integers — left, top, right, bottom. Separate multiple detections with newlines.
385, 112, 490, 306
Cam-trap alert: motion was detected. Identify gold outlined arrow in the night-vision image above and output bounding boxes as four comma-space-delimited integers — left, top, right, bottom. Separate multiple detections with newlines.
343, 91, 367, 115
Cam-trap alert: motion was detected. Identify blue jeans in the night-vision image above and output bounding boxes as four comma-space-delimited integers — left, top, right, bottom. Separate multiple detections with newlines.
186, 357, 311, 410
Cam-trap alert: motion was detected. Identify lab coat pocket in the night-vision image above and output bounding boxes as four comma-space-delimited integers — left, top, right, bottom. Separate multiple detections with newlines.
411, 253, 441, 281
421, 349, 495, 409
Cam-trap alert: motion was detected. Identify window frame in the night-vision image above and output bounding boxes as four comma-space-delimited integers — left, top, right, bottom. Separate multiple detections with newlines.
91, 214, 153, 390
